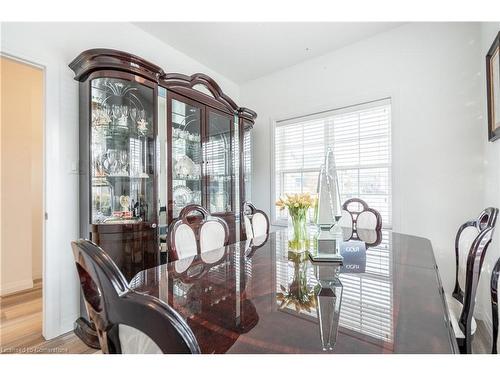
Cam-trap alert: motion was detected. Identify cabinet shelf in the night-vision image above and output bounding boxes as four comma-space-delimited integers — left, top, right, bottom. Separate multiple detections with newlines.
93, 174, 150, 179
172, 136, 200, 143
174, 177, 201, 182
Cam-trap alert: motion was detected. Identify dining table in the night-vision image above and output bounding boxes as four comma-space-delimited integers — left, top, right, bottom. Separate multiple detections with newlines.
129, 229, 458, 354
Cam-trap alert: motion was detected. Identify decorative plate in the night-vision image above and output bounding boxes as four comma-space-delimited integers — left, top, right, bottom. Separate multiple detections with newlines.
173, 185, 193, 206
174, 155, 196, 177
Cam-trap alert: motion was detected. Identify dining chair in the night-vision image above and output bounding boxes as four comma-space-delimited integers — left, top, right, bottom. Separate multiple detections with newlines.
168, 204, 229, 261
491, 256, 500, 354
71, 239, 200, 354
242, 202, 270, 240
448, 207, 498, 354
338, 198, 382, 243
352, 228, 383, 247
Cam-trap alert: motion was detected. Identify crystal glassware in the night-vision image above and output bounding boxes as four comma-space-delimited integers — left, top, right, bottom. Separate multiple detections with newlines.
107, 149, 118, 175
130, 107, 137, 123
119, 150, 129, 176
112, 104, 121, 121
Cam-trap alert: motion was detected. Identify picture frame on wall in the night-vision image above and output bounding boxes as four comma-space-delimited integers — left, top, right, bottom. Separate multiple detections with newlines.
486, 31, 500, 142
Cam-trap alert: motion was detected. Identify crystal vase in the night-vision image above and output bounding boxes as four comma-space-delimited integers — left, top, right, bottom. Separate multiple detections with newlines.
288, 207, 309, 252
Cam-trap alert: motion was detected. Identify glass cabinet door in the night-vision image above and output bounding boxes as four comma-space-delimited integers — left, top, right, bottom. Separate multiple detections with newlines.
206, 109, 233, 213
243, 125, 252, 203
90, 77, 155, 225
170, 96, 203, 219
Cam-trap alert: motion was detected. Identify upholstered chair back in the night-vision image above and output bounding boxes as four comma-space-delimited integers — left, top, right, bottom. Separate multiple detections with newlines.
453, 208, 498, 301
449, 207, 498, 353
168, 204, 229, 261
242, 202, 270, 240
339, 198, 382, 231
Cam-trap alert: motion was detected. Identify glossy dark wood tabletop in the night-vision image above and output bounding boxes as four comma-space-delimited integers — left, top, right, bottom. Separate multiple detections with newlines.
129, 230, 458, 354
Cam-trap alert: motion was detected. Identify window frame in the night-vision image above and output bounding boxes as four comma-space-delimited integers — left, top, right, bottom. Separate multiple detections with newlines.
270, 98, 392, 228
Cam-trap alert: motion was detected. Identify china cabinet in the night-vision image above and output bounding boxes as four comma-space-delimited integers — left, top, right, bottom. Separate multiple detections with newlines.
69, 49, 256, 348
161, 73, 256, 244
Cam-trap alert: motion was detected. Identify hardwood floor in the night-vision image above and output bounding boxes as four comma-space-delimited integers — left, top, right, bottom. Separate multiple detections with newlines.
0, 280, 98, 354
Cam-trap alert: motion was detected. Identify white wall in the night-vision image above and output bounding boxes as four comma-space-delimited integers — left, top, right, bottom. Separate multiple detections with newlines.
0, 57, 43, 295
0, 22, 240, 339
476, 22, 500, 338
241, 23, 485, 293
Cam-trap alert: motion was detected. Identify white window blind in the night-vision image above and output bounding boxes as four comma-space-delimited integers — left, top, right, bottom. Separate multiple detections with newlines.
273, 99, 392, 227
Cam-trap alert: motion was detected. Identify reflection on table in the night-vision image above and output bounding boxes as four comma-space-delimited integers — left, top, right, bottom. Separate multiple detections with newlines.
129, 229, 456, 354
274, 230, 392, 350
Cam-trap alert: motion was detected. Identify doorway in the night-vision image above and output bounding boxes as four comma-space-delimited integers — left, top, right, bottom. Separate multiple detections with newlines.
0, 56, 44, 351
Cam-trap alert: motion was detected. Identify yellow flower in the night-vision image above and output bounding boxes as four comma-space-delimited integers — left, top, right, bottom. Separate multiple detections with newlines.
276, 192, 315, 210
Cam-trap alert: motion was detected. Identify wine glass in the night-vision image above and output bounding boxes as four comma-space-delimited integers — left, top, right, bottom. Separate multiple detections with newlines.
107, 149, 118, 175
112, 105, 121, 122
119, 151, 129, 176
121, 105, 129, 120
104, 103, 112, 117
130, 107, 137, 123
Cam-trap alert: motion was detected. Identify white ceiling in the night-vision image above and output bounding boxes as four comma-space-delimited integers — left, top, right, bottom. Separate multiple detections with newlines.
134, 22, 404, 84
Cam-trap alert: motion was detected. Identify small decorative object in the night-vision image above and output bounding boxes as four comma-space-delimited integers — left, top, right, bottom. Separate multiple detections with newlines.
276, 252, 317, 313
487, 31, 500, 141
137, 118, 148, 134
92, 178, 114, 223
339, 240, 367, 273
119, 195, 130, 212
174, 155, 196, 178
314, 147, 343, 262
276, 193, 314, 252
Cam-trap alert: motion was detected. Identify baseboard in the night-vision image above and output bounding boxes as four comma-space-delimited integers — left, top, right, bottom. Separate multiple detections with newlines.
0, 278, 34, 296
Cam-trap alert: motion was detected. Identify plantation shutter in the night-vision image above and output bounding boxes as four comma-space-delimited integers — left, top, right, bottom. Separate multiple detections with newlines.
274, 99, 391, 227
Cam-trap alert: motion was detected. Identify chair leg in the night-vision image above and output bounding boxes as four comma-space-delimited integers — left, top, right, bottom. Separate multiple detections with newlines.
465, 339, 472, 354
456, 335, 473, 354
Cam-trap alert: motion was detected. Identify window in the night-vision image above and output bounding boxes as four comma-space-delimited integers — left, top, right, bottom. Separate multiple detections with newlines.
273, 99, 391, 227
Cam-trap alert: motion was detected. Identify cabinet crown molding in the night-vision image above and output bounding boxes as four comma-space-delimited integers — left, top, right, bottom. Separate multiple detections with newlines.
69, 49, 257, 123
161, 73, 257, 122
69, 48, 165, 83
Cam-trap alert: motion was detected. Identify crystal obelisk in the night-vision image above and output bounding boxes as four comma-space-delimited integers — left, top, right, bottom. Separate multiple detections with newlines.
315, 147, 343, 261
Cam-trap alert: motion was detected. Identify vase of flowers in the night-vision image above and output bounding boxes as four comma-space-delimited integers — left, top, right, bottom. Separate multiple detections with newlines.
276, 193, 315, 252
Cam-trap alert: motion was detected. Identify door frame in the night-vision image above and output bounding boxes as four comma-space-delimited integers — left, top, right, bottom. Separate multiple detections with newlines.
1, 51, 49, 338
